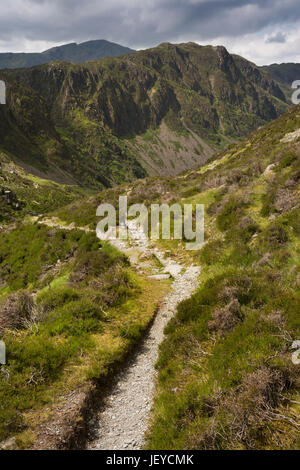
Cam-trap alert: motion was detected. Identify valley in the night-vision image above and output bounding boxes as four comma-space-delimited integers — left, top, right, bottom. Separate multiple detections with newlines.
0, 42, 288, 193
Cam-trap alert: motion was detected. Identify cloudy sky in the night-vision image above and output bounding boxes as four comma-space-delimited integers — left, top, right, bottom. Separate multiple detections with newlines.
1, 0, 300, 65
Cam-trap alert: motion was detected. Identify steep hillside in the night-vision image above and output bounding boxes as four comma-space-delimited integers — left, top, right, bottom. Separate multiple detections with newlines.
261, 63, 300, 97
0, 69, 146, 189
0, 219, 169, 448
50, 103, 299, 450
0, 150, 86, 224
144, 104, 300, 450
0, 40, 135, 69
0, 43, 288, 188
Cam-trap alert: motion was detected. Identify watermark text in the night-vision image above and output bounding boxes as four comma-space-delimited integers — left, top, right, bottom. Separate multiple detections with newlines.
96, 196, 204, 251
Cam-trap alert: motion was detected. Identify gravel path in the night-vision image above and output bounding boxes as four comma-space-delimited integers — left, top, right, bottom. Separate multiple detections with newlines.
87, 220, 200, 450
36, 216, 200, 450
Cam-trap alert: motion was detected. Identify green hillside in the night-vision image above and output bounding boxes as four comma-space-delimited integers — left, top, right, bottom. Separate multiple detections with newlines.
0, 44, 298, 451
44, 103, 299, 450
0, 150, 87, 224
261, 63, 300, 98
144, 104, 300, 450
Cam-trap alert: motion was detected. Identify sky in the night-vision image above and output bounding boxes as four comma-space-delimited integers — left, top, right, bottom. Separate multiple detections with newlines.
1, 0, 300, 65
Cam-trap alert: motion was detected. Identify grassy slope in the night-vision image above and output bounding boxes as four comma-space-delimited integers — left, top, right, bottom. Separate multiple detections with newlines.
0, 151, 86, 224
0, 219, 169, 448
0, 102, 299, 450
55, 104, 300, 450
144, 105, 300, 450
38, 107, 300, 449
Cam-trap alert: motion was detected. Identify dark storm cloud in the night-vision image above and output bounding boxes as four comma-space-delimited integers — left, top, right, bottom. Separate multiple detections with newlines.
266, 32, 287, 44
0, 0, 300, 50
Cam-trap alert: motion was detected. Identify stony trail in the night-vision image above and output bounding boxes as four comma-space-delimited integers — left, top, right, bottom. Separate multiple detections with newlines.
35, 216, 200, 450
87, 220, 200, 450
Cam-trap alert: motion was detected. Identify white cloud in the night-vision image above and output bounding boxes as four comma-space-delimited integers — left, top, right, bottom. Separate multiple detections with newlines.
220, 25, 300, 65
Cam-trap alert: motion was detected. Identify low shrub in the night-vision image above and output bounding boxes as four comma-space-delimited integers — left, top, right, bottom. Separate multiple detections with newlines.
261, 222, 289, 248
0, 291, 34, 331
216, 197, 248, 232
37, 286, 80, 313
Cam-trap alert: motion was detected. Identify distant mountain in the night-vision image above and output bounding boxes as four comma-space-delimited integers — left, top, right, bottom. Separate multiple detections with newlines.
261, 63, 300, 100
0, 42, 288, 190
0, 40, 135, 69
261, 63, 300, 87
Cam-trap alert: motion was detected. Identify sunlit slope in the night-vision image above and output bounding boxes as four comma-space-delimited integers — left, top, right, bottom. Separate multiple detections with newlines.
56, 103, 300, 450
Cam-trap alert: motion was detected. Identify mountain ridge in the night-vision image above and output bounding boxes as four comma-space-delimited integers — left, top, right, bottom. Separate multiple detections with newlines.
0, 42, 289, 192
260, 62, 300, 100
261, 62, 300, 87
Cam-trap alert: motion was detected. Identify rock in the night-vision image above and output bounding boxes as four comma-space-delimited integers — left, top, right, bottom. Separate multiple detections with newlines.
289, 265, 297, 275
148, 274, 170, 280
280, 128, 300, 143
254, 252, 272, 267
163, 263, 182, 278
0, 437, 17, 450
139, 252, 151, 260
264, 164, 276, 175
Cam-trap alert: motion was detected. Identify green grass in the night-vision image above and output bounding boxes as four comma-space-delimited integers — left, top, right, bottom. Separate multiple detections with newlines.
145, 105, 300, 450
0, 223, 92, 291
0, 219, 170, 445
0, 152, 86, 224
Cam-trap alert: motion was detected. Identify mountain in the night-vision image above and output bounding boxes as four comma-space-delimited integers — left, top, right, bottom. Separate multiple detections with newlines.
261, 63, 300, 98
0, 40, 135, 69
0, 43, 289, 192
261, 63, 300, 87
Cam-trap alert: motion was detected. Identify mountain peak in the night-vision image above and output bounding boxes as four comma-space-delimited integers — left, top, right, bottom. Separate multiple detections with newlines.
0, 39, 135, 69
